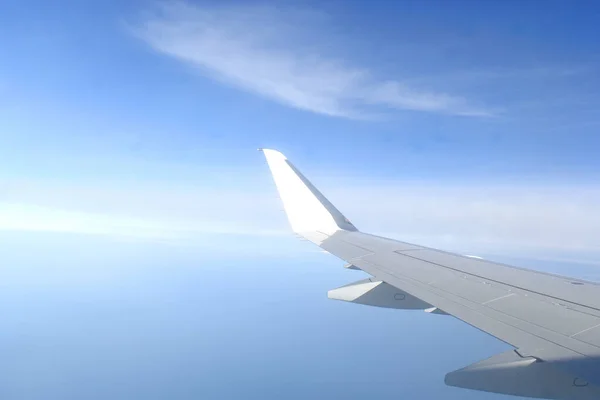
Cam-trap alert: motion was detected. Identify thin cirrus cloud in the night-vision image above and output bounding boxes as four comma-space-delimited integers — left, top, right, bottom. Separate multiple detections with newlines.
132, 2, 494, 119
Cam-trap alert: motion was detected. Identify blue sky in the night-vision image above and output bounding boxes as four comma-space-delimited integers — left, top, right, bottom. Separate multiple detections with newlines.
2, 0, 600, 258
1, 1, 600, 398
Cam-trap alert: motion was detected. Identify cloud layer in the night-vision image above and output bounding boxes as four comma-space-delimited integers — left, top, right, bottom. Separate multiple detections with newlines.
3, 177, 600, 260
133, 2, 493, 118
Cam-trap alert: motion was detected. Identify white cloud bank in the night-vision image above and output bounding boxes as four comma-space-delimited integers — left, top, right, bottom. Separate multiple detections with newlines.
2, 178, 600, 260
327, 184, 600, 257
132, 2, 493, 118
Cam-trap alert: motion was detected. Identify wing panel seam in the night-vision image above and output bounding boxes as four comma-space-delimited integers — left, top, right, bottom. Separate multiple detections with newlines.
395, 251, 600, 316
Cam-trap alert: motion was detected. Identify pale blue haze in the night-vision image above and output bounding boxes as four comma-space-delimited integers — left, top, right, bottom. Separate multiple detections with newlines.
1, 0, 600, 399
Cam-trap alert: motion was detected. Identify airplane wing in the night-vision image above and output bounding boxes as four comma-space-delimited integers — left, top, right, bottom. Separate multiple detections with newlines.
260, 149, 600, 400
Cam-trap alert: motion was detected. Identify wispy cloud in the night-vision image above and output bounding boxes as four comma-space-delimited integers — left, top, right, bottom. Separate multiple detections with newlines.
132, 2, 493, 119
409, 65, 592, 87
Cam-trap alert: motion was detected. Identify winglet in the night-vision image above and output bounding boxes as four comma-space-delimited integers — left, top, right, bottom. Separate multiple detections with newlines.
261, 149, 357, 243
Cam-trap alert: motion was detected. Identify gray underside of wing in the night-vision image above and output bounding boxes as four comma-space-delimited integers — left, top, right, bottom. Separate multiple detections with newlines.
319, 230, 600, 388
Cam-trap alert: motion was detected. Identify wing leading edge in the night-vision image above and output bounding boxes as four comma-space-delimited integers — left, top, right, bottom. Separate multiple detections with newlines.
261, 149, 600, 400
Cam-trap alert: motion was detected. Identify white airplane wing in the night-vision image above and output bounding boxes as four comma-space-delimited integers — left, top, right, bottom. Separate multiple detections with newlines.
261, 149, 600, 400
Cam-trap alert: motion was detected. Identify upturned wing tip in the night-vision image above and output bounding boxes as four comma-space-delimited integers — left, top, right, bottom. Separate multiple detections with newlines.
259, 148, 287, 160
260, 148, 356, 238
